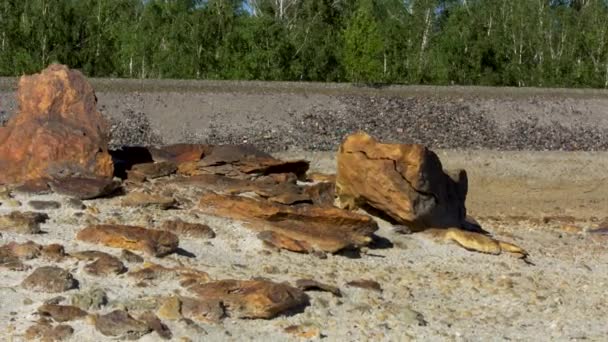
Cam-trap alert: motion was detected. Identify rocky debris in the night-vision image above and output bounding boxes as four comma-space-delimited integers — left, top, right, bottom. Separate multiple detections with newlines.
336, 132, 467, 231
0, 64, 113, 184
138, 311, 172, 340
187, 279, 309, 319
121, 191, 176, 210
22, 266, 77, 293
37, 304, 87, 322
84, 255, 127, 276
121, 249, 144, 263
159, 219, 215, 239
178, 144, 309, 180
346, 279, 383, 292
76, 225, 179, 257
25, 322, 74, 341
295, 279, 342, 297
0, 211, 48, 234
199, 193, 377, 253
28, 200, 61, 210
70, 288, 108, 310
92, 310, 151, 339
129, 263, 209, 286
129, 161, 177, 180
149, 144, 211, 164
48, 177, 121, 200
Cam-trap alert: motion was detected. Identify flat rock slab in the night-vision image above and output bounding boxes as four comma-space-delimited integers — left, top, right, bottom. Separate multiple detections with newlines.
93, 310, 151, 339
159, 219, 215, 239
187, 279, 309, 319
37, 304, 87, 322
198, 193, 377, 253
121, 191, 176, 210
0, 211, 48, 234
21, 266, 77, 293
49, 177, 121, 200
76, 225, 178, 257
149, 144, 211, 164
130, 161, 177, 179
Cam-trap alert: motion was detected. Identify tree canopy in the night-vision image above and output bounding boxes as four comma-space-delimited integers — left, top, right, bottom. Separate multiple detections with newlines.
0, 0, 607, 87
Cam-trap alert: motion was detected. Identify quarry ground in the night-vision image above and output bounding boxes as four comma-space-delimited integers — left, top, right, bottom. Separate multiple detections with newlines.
0, 80, 607, 341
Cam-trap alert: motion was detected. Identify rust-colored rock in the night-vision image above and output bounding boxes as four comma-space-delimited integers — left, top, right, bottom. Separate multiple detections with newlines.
0, 64, 113, 184
187, 279, 309, 319
199, 193, 377, 253
38, 304, 87, 322
48, 177, 121, 200
160, 219, 215, 239
178, 144, 309, 179
422, 228, 528, 257
76, 225, 179, 257
336, 132, 467, 231
258, 231, 312, 253
149, 144, 211, 164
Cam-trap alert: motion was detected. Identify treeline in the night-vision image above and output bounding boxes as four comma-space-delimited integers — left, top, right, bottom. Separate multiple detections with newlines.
0, 0, 607, 87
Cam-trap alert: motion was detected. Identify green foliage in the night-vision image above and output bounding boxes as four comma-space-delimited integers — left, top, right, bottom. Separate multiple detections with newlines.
0, 0, 607, 87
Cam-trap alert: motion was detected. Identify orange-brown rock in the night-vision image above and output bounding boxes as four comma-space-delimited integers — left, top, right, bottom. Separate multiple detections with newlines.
187, 279, 309, 319
159, 219, 215, 239
129, 262, 210, 286
178, 144, 309, 179
258, 231, 312, 253
0, 64, 113, 184
198, 193, 377, 253
76, 225, 178, 257
149, 144, 211, 164
336, 132, 467, 231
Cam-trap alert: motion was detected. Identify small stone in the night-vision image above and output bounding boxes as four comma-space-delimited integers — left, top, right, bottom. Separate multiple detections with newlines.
37, 304, 87, 322
76, 225, 179, 257
139, 311, 172, 340
49, 177, 121, 200
157, 297, 182, 321
295, 279, 342, 297
284, 324, 321, 339
121, 191, 176, 210
160, 219, 215, 239
23, 298, 33, 305
0, 211, 48, 234
71, 288, 107, 310
41, 244, 66, 261
66, 198, 86, 210
346, 279, 382, 292
3, 199, 21, 207
3, 241, 42, 259
93, 310, 151, 339
84, 255, 127, 276
28, 200, 61, 210
121, 249, 144, 263
560, 224, 583, 234
22, 267, 77, 293
46, 324, 74, 341
131, 161, 177, 179
24, 322, 52, 341
180, 297, 225, 324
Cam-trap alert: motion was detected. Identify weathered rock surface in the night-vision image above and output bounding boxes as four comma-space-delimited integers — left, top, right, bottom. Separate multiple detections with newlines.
423, 228, 528, 257
159, 219, 215, 239
21, 266, 77, 293
295, 279, 342, 297
178, 144, 309, 179
0, 211, 48, 234
70, 288, 107, 310
76, 225, 179, 257
129, 263, 209, 285
130, 161, 177, 179
187, 279, 309, 319
149, 144, 211, 164
28, 200, 61, 210
138, 311, 172, 340
93, 310, 151, 339
121, 191, 176, 210
37, 304, 87, 322
48, 177, 121, 200
336, 132, 467, 231
84, 255, 127, 276
199, 193, 377, 253
0, 64, 113, 184
25, 322, 74, 341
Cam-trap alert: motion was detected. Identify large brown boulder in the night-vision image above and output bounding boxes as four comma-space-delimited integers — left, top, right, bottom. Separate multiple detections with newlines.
0, 64, 113, 184
336, 132, 467, 231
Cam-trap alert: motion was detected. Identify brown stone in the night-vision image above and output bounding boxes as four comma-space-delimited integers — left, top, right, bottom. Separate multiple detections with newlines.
41, 244, 66, 261
25, 322, 73, 341
198, 193, 377, 253
48, 177, 121, 200
295, 279, 342, 297
346, 279, 383, 292
0, 64, 113, 184
93, 310, 151, 339
178, 144, 309, 179
138, 311, 172, 340
423, 228, 528, 257
160, 219, 215, 239
336, 132, 467, 231
187, 279, 309, 319
0, 211, 48, 234
22, 266, 77, 293
76, 225, 179, 257
149, 144, 211, 164
2, 241, 42, 259
37, 304, 87, 322
258, 231, 312, 253
129, 263, 209, 285
121, 249, 144, 263
84, 255, 127, 276
28, 200, 61, 210
284, 324, 322, 339
306, 172, 336, 183
180, 297, 225, 323
131, 161, 177, 179
157, 296, 183, 321
121, 191, 176, 210
14, 178, 52, 194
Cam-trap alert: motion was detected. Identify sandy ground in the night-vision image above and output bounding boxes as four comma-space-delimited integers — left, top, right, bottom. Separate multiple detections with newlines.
1, 150, 607, 341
